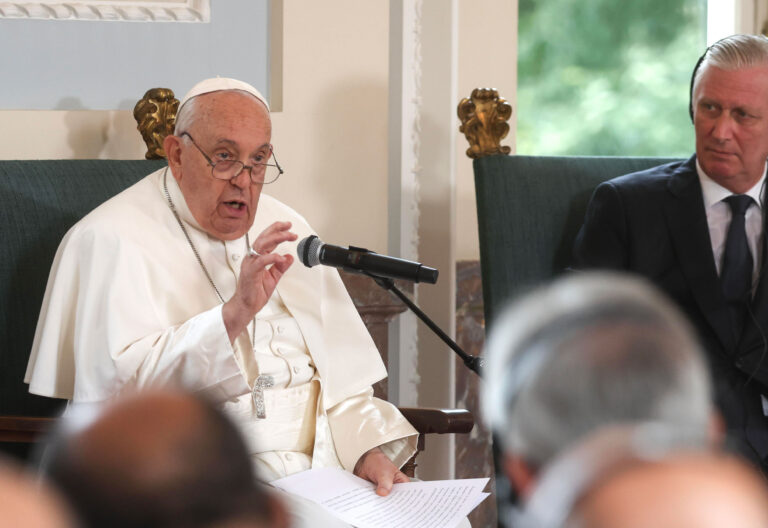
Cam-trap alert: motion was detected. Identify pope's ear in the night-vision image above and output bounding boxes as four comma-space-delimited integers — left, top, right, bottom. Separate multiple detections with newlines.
164, 135, 183, 179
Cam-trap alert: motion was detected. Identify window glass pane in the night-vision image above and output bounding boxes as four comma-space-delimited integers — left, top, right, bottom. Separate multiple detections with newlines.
517, 0, 708, 156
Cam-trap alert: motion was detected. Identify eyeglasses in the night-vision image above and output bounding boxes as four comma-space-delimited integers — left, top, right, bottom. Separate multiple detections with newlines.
180, 132, 284, 184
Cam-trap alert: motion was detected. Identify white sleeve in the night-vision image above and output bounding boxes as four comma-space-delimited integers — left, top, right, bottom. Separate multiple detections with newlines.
129, 304, 248, 402
26, 223, 248, 403
326, 386, 417, 471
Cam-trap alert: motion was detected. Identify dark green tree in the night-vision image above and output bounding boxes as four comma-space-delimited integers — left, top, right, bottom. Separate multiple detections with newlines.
517, 0, 707, 156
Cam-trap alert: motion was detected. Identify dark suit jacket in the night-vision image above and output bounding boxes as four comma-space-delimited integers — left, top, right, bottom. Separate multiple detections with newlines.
573, 155, 768, 466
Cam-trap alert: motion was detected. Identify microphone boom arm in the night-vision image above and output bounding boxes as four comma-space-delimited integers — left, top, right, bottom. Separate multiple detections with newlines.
367, 274, 484, 377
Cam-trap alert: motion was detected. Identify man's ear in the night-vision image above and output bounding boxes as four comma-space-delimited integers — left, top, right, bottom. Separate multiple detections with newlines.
503, 454, 537, 500
163, 135, 183, 182
708, 409, 726, 445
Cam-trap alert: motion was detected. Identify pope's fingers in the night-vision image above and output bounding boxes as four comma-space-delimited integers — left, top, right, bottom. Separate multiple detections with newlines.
272, 254, 294, 273
243, 251, 284, 271
375, 472, 395, 497
264, 254, 293, 281
257, 221, 293, 238
393, 471, 410, 484
243, 253, 293, 281
253, 221, 298, 254
261, 220, 292, 233
253, 231, 298, 254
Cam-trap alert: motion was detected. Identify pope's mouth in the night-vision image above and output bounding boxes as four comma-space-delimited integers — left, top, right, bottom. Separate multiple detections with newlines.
222, 200, 248, 215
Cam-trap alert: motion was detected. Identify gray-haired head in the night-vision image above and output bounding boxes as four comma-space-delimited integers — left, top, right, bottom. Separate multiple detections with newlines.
693, 34, 768, 98
517, 423, 717, 528
174, 77, 270, 136
481, 272, 712, 471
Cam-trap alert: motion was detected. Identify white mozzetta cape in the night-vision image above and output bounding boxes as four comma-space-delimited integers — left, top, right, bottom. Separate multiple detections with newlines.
25, 168, 416, 472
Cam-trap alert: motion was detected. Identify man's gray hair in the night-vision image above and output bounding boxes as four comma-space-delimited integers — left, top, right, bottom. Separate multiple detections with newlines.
693, 34, 768, 94
173, 89, 265, 136
173, 95, 198, 136
519, 424, 714, 528
481, 272, 712, 469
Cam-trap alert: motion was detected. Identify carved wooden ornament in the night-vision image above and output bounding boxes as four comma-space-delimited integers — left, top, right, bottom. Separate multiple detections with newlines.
457, 88, 512, 159
133, 87, 179, 160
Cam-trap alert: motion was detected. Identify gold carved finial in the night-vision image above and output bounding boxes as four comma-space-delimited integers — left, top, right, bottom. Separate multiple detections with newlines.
457, 88, 512, 159
133, 88, 179, 160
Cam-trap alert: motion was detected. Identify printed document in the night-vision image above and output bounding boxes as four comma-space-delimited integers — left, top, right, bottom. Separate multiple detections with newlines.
272, 467, 489, 528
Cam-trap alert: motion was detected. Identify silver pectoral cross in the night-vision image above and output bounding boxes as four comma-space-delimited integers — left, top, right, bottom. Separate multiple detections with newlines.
252, 375, 275, 419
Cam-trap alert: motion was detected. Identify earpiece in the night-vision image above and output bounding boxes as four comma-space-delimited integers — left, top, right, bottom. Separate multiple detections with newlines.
689, 47, 710, 123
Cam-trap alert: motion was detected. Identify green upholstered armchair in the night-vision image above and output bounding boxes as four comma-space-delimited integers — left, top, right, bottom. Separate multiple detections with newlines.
459, 88, 680, 328
0, 90, 473, 477
459, 87, 683, 527
0, 160, 167, 458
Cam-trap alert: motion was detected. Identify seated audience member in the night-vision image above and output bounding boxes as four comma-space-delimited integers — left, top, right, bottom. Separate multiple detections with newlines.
573, 33, 768, 473
481, 272, 719, 520
44, 390, 288, 528
521, 425, 768, 528
0, 457, 75, 528
24, 77, 418, 525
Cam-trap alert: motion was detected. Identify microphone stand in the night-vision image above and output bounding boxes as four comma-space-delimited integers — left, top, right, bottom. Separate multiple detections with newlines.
366, 273, 484, 377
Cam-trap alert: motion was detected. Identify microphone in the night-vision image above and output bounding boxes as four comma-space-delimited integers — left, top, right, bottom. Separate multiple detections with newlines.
297, 235, 439, 284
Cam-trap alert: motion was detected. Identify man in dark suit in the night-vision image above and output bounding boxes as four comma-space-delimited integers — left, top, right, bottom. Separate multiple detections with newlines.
574, 34, 768, 471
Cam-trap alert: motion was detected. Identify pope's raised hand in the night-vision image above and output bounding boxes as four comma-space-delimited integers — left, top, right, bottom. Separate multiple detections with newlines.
222, 222, 296, 344
252, 221, 298, 255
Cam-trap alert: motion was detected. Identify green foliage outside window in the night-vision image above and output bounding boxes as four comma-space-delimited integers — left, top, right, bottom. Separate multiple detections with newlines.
517, 0, 707, 156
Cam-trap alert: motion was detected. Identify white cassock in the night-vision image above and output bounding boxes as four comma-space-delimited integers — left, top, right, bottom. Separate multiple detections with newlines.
25, 167, 417, 492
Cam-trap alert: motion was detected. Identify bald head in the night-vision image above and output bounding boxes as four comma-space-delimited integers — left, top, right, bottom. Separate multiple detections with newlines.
47, 391, 282, 528
573, 453, 768, 528
175, 77, 270, 135
63, 391, 237, 493
0, 460, 74, 528
174, 88, 271, 137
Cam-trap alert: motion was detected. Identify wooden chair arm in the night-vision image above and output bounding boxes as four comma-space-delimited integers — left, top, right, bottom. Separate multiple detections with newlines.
398, 407, 474, 435
0, 409, 477, 440
0, 410, 475, 479
0, 416, 55, 443
397, 408, 474, 478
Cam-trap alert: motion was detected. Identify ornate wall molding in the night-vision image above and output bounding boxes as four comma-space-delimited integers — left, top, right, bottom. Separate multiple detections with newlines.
401, 0, 423, 394
408, 0, 423, 264
388, 0, 424, 406
0, 0, 210, 22
401, 0, 424, 404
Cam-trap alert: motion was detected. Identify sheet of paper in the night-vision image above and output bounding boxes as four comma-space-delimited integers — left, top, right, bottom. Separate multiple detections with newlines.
271, 467, 489, 528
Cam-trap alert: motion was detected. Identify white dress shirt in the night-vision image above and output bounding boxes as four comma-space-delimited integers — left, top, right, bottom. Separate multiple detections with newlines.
697, 160, 768, 415
696, 159, 766, 288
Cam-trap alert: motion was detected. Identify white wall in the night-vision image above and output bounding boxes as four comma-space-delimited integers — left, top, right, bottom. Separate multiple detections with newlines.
0, 0, 516, 260
0, 0, 392, 254
0, 0, 518, 478
456, 0, 518, 261
269, 0, 390, 252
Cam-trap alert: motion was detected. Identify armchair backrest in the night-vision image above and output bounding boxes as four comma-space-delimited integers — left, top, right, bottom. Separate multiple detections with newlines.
0, 160, 166, 418
474, 154, 680, 329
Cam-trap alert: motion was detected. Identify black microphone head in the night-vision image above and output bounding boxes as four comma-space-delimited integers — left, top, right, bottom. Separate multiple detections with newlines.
297, 235, 323, 267
418, 266, 439, 284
